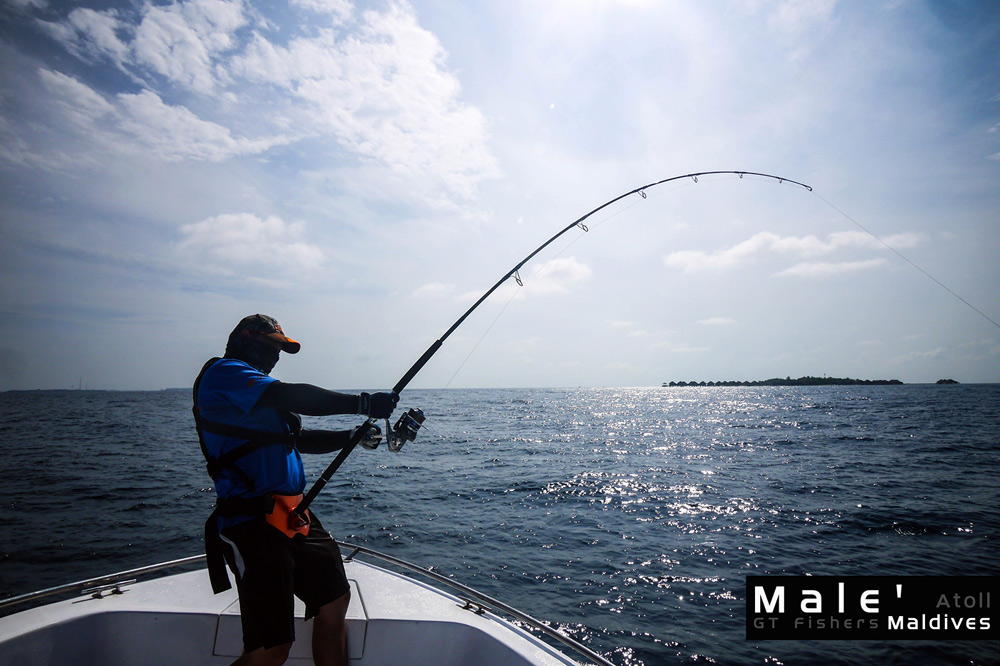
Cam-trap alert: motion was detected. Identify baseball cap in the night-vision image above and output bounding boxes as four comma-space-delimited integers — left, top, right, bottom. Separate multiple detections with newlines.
229, 314, 301, 353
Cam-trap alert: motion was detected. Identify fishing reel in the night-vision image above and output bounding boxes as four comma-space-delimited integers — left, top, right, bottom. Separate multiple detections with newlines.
386, 407, 426, 452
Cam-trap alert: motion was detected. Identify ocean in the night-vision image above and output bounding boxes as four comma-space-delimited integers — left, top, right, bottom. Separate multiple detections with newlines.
1, 385, 997, 665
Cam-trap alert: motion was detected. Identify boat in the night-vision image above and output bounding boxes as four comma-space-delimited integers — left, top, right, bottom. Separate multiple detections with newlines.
0, 542, 612, 666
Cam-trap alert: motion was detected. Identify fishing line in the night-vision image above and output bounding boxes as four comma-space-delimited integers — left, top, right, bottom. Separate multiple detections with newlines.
812, 191, 1000, 331
442, 290, 519, 389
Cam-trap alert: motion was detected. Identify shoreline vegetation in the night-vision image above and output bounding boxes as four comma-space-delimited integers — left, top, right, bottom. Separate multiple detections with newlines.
660, 376, 942, 387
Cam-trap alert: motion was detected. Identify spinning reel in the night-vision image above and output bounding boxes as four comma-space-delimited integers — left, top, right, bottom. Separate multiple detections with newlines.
386, 407, 426, 452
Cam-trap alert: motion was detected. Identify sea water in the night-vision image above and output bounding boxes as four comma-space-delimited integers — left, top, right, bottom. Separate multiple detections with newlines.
1, 385, 997, 665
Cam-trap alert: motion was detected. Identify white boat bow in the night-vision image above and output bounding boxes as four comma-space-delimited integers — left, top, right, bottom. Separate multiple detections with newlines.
0, 542, 613, 666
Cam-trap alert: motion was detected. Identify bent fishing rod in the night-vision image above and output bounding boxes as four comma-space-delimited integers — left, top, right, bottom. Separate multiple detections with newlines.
295, 170, 812, 517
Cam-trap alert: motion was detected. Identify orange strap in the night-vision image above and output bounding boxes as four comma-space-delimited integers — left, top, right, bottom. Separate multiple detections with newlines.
264, 493, 310, 538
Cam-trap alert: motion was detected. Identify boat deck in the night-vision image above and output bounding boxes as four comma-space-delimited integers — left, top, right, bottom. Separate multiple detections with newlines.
0, 558, 583, 665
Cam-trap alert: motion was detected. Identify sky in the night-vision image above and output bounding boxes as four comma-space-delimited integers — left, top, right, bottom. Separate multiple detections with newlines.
0, 0, 998, 391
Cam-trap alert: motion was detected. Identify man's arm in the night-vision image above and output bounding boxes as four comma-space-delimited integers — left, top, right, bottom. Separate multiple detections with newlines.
258, 381, 358, 415
297, 425, 383, 454
257, 381, 398, 418
297, 429, 350, 454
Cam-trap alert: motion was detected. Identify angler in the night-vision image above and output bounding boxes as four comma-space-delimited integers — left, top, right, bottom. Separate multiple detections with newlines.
193, 314, 398, 666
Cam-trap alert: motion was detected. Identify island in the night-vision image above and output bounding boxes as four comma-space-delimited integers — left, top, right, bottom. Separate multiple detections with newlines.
661, 376, 903, 387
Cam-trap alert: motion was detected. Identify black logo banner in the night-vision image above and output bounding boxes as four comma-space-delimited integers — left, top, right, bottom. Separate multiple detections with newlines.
746, 576, 998, 640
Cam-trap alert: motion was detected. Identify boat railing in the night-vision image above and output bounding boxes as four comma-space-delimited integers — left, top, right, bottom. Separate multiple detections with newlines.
0, 554, 207, 613
1, 544, 614, 666
339, 542, 614, 666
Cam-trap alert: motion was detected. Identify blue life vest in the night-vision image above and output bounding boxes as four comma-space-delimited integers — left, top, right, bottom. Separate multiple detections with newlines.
193, 358, 306, 500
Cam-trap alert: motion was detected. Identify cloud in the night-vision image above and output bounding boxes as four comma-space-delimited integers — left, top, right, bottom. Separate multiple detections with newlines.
290, 0, 352, 21
7, 0, 46, 11
697, 317, 735, 325
132, 0, 247, 93
34, 0, 498, 201
115, 88, 285, 161
37, 68, 115, 125
775, 258, 887, 278
890, 347, 946, 364
664, 233, 778, 272
39, 8, 130, 63
412, 282, 455, 299
30, 69, 286, 164
453, 256, 593, 306
522, 256, 593, 295
177, 213, 324, 277
663, 230, 926, 274
608, 319, 657, 341
39, 1, 247, 93
228, 4, 499, 198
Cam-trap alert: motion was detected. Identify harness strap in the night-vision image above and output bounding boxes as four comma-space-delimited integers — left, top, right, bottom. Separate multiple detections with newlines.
204, 438, 284, 480
205, 508, 232, 594
215, 494, 276, 516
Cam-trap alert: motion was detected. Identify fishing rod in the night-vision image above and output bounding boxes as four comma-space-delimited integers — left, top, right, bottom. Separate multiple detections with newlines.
295, 170, 811, 517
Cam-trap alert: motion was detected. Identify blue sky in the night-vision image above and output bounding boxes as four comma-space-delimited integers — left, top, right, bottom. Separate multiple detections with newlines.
1, 0, 998, 390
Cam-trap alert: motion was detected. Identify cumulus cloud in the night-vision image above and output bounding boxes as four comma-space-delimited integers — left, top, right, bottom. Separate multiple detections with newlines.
663, 230, 926, 275
32, 69, 285, 164
177, 213, 324, 276
227, 4, 499, 198
31, 0, 498, 201
39, 1, 246, 92
132, 0, 247, 93
115, 88, 285, 160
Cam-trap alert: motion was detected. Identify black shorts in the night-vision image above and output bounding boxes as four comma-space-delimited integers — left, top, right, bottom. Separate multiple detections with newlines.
220, 515, 350, 652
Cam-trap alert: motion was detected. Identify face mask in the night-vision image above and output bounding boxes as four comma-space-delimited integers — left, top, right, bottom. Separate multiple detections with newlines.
227, 338, 280, 374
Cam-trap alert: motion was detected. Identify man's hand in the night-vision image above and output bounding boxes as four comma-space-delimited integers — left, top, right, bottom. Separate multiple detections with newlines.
358, 391, 399, 419
353, 423, 383, 450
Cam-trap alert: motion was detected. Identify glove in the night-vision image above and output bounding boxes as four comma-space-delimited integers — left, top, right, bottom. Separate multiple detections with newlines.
358, 391, 399, 420
353, 423, 383, 450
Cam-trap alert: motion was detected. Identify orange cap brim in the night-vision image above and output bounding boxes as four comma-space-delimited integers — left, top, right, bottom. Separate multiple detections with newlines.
260, 331, 301, 353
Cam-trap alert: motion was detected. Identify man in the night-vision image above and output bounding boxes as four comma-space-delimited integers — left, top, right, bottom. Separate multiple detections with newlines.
193, 314, 397, 666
